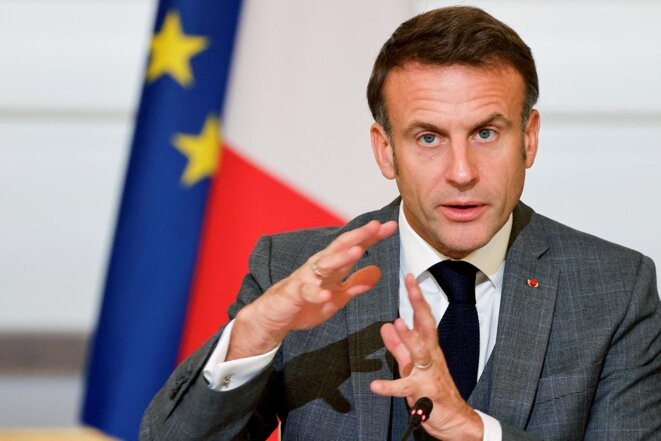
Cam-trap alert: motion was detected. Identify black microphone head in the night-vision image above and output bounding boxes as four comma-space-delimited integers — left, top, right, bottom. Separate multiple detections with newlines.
409, 397, 433, 423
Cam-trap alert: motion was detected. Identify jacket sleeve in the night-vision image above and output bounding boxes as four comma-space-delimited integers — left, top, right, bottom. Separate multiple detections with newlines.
583, 255, 661, 439
139, 235, 282, 441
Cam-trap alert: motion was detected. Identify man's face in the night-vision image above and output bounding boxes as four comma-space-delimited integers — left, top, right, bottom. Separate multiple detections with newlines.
371, 63, 540, 259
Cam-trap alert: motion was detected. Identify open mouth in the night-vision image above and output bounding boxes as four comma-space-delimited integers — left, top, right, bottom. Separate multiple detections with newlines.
447, 204, 478, 209
441, 203, 484, 221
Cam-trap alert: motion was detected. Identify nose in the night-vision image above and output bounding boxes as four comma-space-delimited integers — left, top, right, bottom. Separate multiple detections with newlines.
445, 141, 478, 189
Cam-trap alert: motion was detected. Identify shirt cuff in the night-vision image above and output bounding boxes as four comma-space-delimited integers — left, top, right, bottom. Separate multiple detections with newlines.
202, 319, 279, 391
475, 410, 502, 441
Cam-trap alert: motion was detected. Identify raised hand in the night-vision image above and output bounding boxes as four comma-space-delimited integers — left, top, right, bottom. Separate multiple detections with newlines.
370, 274, 484, 441
227, 220, 397, 360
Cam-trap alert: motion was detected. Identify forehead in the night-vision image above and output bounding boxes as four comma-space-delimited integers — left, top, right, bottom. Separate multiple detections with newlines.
383, 62, 526, 126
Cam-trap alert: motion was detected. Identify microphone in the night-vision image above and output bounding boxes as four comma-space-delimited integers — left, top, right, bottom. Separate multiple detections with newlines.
400, 397, 433, 441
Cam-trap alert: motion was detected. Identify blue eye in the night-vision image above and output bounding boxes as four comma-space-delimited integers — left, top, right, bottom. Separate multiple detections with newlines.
420, 134, 437, 145
477, 129, 494, 140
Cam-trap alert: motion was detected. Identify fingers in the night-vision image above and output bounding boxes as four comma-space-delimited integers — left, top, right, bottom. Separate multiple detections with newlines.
228, 221, 396, 363
380, 321, 413, 374
372, 273, 479, 439
328, 220, 398, 254
380, 318, 433, 381
394, 318, 431, 371
307, 247, 363, 285
254, 221, 396, 335
372, 274, 443, 395
371, 325, 436, 399
384, 275, 440, 362
299, 283, 333, 304
294, 265, 383, 315
310, 221, 397, 276
341, 266, 382, 295
405, 274, 438, 343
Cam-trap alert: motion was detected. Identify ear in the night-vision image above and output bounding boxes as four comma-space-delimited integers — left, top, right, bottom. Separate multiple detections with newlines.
370, 122, 396, 180
523, 109, 540, 169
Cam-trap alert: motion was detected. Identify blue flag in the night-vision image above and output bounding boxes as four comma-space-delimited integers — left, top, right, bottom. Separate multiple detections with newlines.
82, 1, 242, 438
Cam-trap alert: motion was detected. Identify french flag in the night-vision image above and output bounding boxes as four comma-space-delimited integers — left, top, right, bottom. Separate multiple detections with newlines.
82, 1, 406, 439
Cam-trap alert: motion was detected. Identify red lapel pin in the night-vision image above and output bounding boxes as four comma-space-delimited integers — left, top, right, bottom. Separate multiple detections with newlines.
527, 278, 539, 288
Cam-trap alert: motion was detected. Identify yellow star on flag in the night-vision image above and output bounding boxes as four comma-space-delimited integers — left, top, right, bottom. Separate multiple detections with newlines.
173, 115, 222, 186
146, 10, 209, 87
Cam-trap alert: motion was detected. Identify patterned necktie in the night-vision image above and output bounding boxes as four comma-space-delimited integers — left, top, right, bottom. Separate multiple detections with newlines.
428, 260, 479, 400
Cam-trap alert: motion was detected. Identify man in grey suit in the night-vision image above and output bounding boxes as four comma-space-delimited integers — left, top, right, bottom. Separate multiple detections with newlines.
140, 6, 661, 440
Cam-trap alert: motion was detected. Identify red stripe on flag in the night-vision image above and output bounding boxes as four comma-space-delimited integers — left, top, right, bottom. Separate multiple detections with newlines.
178, 144, 344, 359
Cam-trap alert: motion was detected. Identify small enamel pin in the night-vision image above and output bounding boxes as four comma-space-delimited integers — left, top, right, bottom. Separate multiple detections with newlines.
527, 278, 539, 288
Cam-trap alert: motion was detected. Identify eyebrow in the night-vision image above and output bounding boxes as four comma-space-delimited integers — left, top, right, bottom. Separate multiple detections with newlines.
470, 112, 514, 132
404, 112, 515, 138
404, 121, 445, 137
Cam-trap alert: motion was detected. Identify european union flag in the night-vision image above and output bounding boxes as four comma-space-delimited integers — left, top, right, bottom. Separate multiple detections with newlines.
82, 1, 242, 439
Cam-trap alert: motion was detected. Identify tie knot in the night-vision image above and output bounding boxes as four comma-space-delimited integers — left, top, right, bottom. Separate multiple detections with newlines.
428, 260, 479, 304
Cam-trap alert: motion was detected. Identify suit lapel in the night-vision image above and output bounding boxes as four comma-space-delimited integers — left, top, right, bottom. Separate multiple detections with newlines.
486, 212, 559, 427
347, 204, 400, 441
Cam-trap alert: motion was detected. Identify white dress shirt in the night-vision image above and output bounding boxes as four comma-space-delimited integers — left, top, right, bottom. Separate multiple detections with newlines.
203, 203, 513, 440
397, 204, 511, 440
398, 204, 510, 379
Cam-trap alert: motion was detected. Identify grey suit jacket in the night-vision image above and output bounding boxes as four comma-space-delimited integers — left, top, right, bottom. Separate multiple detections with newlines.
140, 200, 661, 440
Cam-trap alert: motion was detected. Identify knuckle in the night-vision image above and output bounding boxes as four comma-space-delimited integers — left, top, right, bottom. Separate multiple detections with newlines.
400, 382, 415, 396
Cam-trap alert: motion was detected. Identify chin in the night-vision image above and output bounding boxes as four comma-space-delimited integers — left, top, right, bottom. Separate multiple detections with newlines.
438, 230, 491, 258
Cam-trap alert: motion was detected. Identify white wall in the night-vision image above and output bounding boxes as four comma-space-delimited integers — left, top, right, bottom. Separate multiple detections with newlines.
0, 0, 155, 331
1, 0, 659, 334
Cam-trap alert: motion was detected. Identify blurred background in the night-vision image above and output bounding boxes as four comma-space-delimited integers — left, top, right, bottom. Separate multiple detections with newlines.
0, 0, 659, 438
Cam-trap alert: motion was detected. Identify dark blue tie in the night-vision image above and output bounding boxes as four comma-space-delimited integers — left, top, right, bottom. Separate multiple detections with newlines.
428, 260, 479, 401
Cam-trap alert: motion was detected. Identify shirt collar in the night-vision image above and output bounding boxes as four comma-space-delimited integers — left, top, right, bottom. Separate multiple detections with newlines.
398, 202, 512, 284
